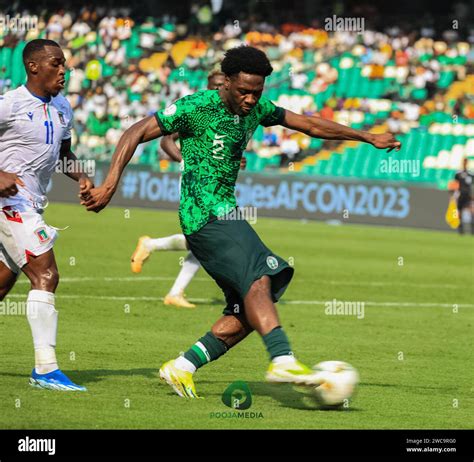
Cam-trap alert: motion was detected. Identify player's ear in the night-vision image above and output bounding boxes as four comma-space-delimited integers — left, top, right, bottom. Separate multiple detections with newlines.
27, 60, 39, 75
224, 75, 231, 91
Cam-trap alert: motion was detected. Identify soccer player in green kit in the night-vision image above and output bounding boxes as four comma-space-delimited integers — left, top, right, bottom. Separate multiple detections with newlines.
83, 46, 401, 398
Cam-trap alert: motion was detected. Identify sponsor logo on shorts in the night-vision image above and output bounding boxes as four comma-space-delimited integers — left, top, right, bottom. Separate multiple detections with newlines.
2, 206, 23, 223
34, 227, 50, 244
266, 256, 279, 270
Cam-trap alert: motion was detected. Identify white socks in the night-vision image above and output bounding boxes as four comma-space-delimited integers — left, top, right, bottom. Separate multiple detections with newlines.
145, 234, 187, 251
272, 355, 297, 365
174, 355, 197, 374
168, 252, 201, 297
26, 290, 58, 374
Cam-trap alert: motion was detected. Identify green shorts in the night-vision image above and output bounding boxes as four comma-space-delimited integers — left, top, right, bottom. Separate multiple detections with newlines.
185, 211, 294, 316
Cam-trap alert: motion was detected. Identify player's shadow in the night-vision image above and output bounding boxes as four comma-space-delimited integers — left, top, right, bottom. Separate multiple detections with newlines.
248, 381, 359, 411
199, 297, 226, 306
72, 368, 158, 384
0, 369, 158, 386
200, 379, 358, 411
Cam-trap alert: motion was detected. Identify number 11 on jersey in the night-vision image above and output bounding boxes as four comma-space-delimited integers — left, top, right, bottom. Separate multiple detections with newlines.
44, 120, 54, 144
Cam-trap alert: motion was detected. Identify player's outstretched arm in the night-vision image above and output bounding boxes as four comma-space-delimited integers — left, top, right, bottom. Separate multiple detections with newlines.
160, 132, 182, 162
82, 115, 162, 213
282, 109, 401, 152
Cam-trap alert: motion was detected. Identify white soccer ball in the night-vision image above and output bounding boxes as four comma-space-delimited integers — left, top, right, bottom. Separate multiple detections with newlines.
311, 361, 359, 407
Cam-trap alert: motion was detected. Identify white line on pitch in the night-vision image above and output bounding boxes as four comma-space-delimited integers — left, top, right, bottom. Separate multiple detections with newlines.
4, 293, 473, 308
14, 276, 464, 289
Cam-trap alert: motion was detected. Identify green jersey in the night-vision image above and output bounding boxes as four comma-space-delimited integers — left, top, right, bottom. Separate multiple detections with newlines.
155, 89, 285, 235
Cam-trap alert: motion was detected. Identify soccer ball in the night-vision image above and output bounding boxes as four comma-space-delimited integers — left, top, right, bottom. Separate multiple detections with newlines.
311, 361, 359, 407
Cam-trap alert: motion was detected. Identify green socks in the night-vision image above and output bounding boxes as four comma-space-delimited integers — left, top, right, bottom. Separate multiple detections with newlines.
262, 327, 293, 359
182, 327, 292, 370
184, 332, 228, 369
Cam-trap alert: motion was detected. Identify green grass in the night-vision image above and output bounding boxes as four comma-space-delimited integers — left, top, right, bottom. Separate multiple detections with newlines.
0, 203, 473, 429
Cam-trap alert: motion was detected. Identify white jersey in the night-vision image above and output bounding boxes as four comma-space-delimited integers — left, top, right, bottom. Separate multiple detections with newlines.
0, 85, 73, 211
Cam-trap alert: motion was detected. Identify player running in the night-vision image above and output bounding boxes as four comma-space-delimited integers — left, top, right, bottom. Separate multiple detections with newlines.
83, 45, 401, 398
0, 39, 93, 391
453, 157, 474, 235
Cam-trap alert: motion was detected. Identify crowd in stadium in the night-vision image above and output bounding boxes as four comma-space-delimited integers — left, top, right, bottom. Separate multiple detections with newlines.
0, 3, 473, 186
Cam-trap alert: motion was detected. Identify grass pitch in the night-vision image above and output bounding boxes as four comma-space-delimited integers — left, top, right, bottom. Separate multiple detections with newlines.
0, 203, 472, 429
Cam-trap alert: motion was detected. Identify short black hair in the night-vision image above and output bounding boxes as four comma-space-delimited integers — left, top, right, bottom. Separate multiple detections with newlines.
23, 39, 60, 66
221, 45, 273, 78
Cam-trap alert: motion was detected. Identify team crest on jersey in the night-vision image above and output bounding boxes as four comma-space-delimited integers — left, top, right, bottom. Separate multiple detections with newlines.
266, 256, 279, 270
58, 112, 66, 126
2, 206, 23, 223
35, 227, 50, 244
164, 104, 177, 116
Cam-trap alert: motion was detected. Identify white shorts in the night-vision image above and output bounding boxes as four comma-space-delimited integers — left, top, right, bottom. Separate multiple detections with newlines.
0, 206, 58, 274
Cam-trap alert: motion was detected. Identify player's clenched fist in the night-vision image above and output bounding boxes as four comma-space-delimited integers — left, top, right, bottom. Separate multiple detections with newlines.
81, 185, 113, 213
78, 175, 94, 201
0, 171, 24, 198
369, 133, 402, 152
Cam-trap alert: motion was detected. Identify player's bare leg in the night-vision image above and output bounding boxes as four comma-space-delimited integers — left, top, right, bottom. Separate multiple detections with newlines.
22, 249, 86, 391
22, 248, 59, 293
160, 276, 322, 398
0, 262, 18, 301
242, 275, 280, 335
211, 313, 253, 347
241, 276, 321, 384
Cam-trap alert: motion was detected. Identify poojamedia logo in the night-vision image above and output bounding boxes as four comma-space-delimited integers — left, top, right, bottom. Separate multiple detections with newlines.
221, 381, 252, 410
210, 381, 263, 418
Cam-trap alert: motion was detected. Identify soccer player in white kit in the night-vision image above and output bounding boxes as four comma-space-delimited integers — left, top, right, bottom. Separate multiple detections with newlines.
0, 39, 93, 391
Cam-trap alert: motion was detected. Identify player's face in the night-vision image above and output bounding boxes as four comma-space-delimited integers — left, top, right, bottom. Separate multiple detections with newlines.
207, 74, 225, 90
30, 46, 66, 97
226, 72, 264, 116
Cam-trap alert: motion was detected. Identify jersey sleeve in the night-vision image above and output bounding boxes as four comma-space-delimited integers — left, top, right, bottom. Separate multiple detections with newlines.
155, 94, 197, 136
62, 103, 74, 140
0, 96, 12, 129
258, 95, 286, 127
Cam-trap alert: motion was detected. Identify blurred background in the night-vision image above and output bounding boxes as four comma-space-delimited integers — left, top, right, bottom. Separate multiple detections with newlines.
0, 0, 473, 229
